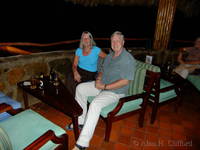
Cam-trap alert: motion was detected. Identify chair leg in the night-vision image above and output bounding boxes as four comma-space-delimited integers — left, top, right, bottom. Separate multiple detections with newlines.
105, 119, 112, 142
174, 96, 182, 112
139, 108, 146, 127
151, 103, 158, 124
174, 87, 183, 112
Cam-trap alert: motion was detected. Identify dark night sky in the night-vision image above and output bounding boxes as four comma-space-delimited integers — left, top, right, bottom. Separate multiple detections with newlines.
0, 0, 199, 43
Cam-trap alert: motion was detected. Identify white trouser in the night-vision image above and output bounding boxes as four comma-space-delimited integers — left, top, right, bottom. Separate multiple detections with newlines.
75, 81, 124, 147
174, 64, 200, 79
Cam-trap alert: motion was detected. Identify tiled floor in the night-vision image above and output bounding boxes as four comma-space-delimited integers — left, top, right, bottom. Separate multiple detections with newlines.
31, 85, 200, 150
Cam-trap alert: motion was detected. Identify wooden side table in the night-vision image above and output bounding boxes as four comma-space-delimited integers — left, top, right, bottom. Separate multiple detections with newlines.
17, 78, 82, 140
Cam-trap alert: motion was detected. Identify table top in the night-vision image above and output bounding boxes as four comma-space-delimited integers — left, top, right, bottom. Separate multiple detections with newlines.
17, 78, 82, 117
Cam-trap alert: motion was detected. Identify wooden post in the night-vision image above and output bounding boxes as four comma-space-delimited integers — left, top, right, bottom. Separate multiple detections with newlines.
153, 0, 177, 50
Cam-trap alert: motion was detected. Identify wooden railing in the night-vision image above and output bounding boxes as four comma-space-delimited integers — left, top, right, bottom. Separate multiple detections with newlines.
0, 38, 194, 56
169, 39, 194, 50
0, 38, 151, 56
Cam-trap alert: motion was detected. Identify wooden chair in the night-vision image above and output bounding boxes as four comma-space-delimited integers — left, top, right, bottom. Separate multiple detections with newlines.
87, 60, 161, 141
148, 72, 182, 124
0, 103, 68, 150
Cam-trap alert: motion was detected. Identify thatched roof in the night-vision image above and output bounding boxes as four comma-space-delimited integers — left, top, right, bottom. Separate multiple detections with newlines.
65, 0, 155, 7
65, 0, 200, 17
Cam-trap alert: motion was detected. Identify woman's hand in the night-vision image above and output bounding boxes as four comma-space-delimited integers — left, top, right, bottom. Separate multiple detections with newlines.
72, 56, 81, 82
74, 71, 81, 82
95, 80, 105, 90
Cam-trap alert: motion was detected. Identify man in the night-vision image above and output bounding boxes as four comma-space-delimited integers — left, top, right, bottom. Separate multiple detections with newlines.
72, 31, 136, 150
174, 37, 200, 79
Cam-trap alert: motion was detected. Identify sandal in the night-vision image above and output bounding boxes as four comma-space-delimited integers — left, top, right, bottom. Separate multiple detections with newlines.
74, 144, 87, 150
66, 123, 84, 130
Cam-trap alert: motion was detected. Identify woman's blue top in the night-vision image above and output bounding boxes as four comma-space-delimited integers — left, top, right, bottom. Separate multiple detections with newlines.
75, 46, 101, 72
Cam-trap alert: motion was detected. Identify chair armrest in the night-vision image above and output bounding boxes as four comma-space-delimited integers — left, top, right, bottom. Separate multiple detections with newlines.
150, 85, 177, 96
0, 103, 13, 113
24, 130, 68, 150
159, 85, 177, 93
0, 103, 24, 115
119, 93, 146, 103
108, 93, 146, 117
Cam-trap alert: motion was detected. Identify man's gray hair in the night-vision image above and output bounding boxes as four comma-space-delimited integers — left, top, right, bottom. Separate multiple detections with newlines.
111, 31, 124, 41
79, 31, 96, 49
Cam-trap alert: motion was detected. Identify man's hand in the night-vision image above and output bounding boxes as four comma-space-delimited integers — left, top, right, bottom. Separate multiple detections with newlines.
178, 52, 186, 64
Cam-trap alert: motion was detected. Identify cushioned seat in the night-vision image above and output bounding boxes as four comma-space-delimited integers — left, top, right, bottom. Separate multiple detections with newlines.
187, 75, 200, 91
88, 96, 143, 118
154, 79, 177, 103
0, 92, 21, 121
0, 109, 67, 150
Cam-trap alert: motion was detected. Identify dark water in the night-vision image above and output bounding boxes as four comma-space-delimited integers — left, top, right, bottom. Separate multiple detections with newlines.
0, 0, 199, 55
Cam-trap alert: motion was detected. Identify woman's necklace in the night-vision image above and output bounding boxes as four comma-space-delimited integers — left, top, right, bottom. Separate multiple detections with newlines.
83, 47, 91, 56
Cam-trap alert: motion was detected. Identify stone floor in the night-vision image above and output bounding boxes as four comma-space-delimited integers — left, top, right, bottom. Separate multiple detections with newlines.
31, 85, 200, 150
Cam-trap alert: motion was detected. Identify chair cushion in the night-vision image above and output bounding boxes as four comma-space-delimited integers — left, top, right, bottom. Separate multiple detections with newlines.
0, 92, 5, 98
187, 75, 200, 91
0, 127, 12, 150
128, 60, 160, 95
0, 96, 21, 109
0, 109, 66, 150
159, 79, 177, 103
0, 112, 12, 122
0, 95, 21, 121
88, 96, 143, 118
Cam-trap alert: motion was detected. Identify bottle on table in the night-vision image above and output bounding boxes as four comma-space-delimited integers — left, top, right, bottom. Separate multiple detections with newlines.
50, 68, 56, 81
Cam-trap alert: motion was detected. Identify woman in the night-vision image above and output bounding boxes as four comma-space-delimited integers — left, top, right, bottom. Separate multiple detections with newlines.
67, 31, 106, 95
174, 37, 200, 78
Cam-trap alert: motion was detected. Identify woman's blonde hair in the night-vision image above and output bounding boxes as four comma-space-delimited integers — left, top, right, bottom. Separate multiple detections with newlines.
79, 31, 96, 49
